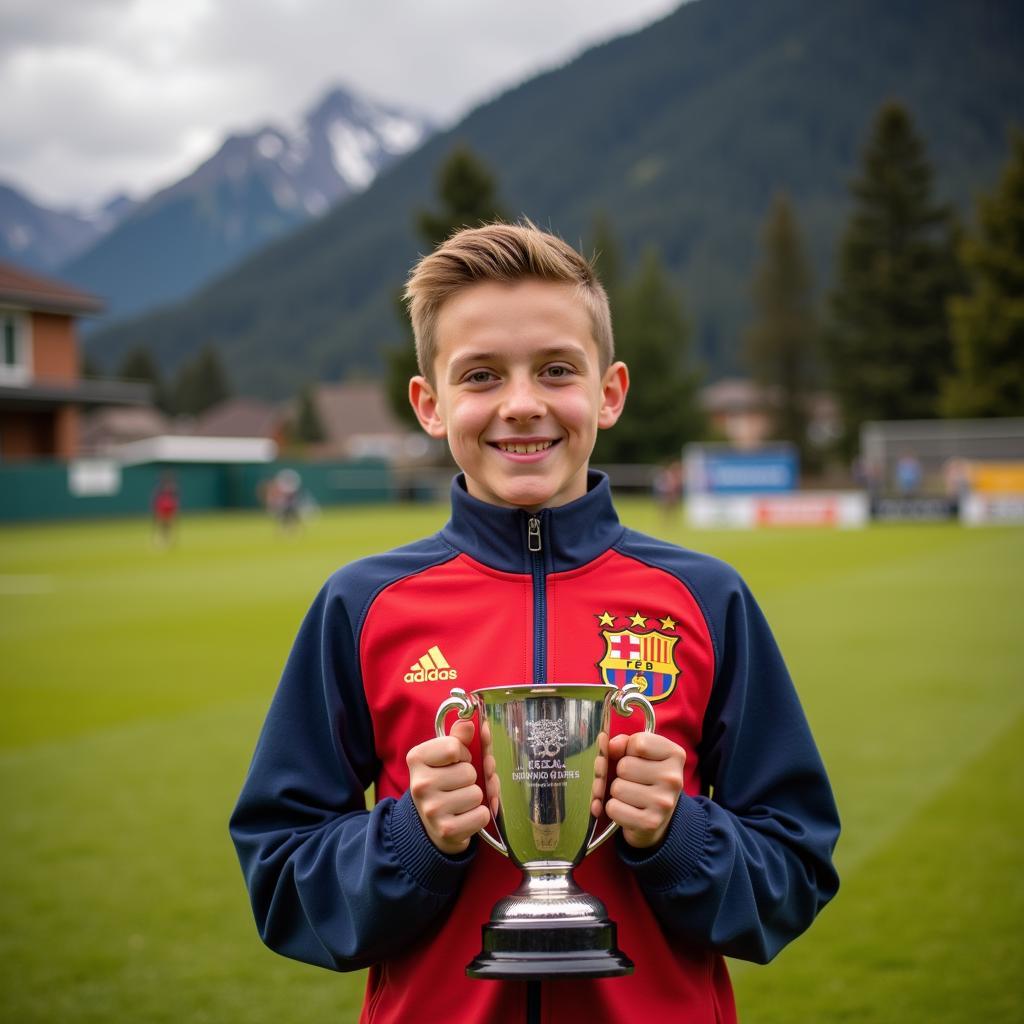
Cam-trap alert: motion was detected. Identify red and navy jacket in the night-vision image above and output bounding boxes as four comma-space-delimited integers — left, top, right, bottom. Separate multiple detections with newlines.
230, 472, 840, 1023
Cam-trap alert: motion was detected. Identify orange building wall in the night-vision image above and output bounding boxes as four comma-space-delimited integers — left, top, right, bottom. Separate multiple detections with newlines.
53, 406, 80, 458
30, 312, 79, 382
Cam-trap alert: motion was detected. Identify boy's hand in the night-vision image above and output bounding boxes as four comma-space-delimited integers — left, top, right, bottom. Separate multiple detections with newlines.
603, 732, 686, 849
407, 720, 489, 855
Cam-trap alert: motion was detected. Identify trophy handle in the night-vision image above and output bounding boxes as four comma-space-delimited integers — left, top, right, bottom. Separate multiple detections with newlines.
434, 688, 509, 857
585, 682, 657, 855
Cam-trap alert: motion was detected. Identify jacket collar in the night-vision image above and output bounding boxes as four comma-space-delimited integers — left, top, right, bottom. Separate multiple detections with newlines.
441, 470, 624, 574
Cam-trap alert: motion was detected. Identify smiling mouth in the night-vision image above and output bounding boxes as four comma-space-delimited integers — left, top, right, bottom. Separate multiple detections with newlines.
492, 440, 557, 454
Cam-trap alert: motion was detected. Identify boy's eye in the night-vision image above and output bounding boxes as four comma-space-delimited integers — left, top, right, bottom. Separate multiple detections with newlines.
464, 369, 497, 385
543, 364, 575, 379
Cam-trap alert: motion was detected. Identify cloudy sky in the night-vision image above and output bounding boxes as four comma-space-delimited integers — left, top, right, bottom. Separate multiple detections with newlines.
1, 0, 682, 211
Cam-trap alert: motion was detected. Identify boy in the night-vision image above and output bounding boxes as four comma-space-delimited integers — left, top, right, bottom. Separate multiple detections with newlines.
230, 222, 840, 1023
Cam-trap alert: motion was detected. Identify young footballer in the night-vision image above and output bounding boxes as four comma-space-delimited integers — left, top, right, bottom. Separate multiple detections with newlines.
230, 222, 840, 1023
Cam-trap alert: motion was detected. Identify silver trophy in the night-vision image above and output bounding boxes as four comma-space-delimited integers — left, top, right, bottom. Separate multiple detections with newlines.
434, 682, 656, 979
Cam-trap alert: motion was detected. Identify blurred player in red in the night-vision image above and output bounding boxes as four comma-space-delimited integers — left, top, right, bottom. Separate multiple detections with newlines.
152, 472, 179, 547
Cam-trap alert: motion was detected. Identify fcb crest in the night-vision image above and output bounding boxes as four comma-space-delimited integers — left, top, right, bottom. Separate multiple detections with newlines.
598, 627, 680, 702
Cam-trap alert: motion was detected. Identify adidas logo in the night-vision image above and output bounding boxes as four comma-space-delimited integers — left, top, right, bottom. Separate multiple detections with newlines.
404, 645, 458, 683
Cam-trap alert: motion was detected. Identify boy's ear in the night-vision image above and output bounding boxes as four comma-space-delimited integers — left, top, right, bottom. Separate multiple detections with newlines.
409, 375, 448, 439
597, 361, 629, 429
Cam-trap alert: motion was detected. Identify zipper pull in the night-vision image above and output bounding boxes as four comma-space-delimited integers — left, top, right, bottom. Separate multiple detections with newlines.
527, 516, 542, 553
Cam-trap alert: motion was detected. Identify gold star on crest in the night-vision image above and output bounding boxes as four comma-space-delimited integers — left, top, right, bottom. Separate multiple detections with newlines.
596, 611, 615, 627
629, 611, 648, 628
659, 615, 677, 631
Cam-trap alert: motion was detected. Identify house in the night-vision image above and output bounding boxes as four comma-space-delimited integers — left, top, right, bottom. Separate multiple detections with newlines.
79, 405, 172, 454
191, 397, 289, 449
700, 378, 839, 450
0, 261, 149, 460
302, 381, 433, 463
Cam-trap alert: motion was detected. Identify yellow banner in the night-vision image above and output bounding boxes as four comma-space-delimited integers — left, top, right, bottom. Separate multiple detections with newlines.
971, 462, 1024, 495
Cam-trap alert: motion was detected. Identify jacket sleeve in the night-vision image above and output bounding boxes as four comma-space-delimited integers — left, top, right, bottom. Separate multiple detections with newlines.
617, 571, 840, 964
229, 576, 474, 971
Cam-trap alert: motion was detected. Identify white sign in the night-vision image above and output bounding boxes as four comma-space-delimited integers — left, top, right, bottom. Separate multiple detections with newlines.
68, 459, 121, 497
961, 493, 1024, 526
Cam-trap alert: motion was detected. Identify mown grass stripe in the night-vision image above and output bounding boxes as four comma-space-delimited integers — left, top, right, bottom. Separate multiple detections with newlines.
733, 710, 1024, 1023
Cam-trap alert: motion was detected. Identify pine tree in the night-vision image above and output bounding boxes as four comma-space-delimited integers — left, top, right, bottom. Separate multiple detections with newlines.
943, 131, 1024, 417
386, 146, 508, 426
587, 212, 624, 308
116, 345, 170, 411
744, 193, 818, 462
173, 345, 231, 417
416, 146, 508, 248
593, 247, 704, 464
292, 385, 326, 443
825, 101, 962, 451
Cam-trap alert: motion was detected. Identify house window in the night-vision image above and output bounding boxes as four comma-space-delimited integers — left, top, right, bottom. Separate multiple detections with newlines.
0, 309, 30, 385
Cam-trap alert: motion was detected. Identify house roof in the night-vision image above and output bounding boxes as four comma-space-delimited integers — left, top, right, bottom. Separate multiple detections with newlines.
80, 405, 170, 451
0, 261, 105, 317
700, 378, 766, 414
700, 378, 838, 420
313, 381, 407, 442
192, 397, 285, 438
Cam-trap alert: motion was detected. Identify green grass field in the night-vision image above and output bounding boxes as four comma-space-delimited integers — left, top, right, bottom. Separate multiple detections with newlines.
1, 502, 1022, 1023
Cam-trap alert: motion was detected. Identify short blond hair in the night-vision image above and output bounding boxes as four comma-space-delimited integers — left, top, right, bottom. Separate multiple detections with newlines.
404, 221, 613, 381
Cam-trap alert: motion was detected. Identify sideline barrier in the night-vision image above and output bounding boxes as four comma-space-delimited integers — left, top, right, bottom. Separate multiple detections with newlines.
687, 491, 869, 529
0, 457, 393, 523
960, 493, 1024, 526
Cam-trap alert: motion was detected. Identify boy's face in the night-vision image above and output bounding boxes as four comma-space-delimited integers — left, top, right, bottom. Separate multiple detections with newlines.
409, 279, 628, 512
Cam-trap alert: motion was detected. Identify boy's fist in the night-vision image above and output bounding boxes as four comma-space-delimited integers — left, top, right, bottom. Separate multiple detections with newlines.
407, 720, 489, 854
604, 732, 685, 849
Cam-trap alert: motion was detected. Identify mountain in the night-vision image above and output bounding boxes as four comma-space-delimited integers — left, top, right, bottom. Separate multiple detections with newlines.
86, 0, 1024, 398
63, 85, 434, 323
0, 183, 137, 272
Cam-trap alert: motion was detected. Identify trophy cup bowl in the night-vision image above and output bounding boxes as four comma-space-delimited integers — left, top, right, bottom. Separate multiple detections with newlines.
434, 682, 656, 980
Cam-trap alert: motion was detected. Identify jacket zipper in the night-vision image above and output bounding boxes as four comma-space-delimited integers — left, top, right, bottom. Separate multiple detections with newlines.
527, 514, 546, 684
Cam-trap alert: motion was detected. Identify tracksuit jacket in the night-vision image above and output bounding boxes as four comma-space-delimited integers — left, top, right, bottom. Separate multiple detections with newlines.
230, 472, 840, 1023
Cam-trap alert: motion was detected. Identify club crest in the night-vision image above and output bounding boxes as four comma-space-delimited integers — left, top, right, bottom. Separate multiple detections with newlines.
596, 620, 680, 702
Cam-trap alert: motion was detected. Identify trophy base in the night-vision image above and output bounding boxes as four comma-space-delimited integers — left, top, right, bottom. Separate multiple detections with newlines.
467, 920, 634, 980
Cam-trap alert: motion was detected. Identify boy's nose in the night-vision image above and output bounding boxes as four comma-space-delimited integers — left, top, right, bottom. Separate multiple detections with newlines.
499, 378, 545, 421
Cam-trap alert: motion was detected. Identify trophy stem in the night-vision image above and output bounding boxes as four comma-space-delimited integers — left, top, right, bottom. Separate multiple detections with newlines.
467, 863, 634, 980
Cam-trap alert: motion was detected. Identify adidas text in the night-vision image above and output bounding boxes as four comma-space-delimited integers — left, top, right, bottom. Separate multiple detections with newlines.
404, 667, 458, 683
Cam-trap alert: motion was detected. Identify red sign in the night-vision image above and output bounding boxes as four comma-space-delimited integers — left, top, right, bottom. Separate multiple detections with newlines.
754, 496, 840, 526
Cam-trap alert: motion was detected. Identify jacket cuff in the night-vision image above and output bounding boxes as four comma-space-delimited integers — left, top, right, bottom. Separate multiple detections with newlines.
616, 793, 708, 890
387, 790, 476, 895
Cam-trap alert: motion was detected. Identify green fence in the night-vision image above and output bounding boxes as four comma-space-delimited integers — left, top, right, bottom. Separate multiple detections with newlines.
0, 458, 394, 523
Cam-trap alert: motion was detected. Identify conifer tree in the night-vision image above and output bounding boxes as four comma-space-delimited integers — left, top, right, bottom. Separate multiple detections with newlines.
387, 146, 508, 426
117, 345, 170, 411
593, 247, 704, 464
173, 345, 231, 417
416, 146, 508, 248
943, 131, 1024, 417
825, 101, 962, 450
744, 193, 818, 462
292, 385, 326, 443
587, 212, 624, 308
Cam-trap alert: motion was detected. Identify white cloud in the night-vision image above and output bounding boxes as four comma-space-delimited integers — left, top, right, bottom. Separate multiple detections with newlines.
0, 0, 682, 208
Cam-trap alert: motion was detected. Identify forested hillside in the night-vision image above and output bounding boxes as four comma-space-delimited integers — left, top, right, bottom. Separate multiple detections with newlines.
87, 0, 1024, 398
